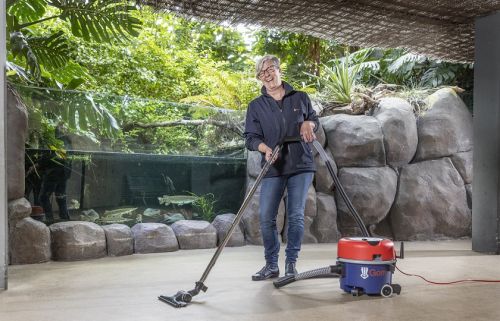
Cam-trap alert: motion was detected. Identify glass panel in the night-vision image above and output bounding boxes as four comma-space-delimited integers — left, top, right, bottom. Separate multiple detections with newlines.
18, 84, 246, 225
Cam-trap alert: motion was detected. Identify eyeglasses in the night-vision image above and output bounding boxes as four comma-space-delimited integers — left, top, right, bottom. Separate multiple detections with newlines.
258, 65, 278, 78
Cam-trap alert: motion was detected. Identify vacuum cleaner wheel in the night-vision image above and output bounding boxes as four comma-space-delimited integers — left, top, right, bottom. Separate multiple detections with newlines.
380, 284, 393, 298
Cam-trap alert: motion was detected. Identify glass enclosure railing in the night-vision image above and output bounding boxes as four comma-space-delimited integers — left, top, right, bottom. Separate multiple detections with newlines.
17, 84, 247, 225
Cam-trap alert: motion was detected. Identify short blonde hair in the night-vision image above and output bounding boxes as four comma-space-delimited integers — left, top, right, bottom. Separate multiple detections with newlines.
255, 55, 280, 79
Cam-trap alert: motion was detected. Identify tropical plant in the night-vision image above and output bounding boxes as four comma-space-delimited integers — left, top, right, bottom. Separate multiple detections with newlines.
313, 49, 371, 104
355, 49, 473, 89
7, 0, 141, 86
7, 0, 141, 144
16, 85, 120, 147
191, 192, 218, 222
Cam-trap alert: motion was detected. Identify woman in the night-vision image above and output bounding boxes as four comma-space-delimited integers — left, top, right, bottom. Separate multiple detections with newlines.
244, 55, 319, 281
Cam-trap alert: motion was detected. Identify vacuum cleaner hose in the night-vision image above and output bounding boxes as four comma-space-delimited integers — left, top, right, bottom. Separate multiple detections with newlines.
273, 266, 340, 288
312, 140, 370, 237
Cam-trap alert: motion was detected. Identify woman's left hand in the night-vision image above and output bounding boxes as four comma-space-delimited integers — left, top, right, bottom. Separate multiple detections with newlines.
300, 121, 316, 143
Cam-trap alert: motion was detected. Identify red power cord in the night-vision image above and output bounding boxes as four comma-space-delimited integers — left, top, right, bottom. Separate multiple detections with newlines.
396, 266, 500, 285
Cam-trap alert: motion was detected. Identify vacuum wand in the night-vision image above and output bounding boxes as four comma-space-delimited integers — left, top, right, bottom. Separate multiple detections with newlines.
159, 145, 282, 308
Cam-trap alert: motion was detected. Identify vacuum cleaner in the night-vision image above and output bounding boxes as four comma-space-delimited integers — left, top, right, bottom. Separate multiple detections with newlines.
159, 138, 402, 308
273, 140, 403, 298
158, 142, 282, 307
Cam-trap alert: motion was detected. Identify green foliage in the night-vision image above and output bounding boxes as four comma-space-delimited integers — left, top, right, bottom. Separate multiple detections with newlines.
190, 22, 253, 71
51, 0, 141, 42
16, 85, 120, 146
190, 192, 218, 222
353, 49, 472, 88
7, 1, 141, 85
252, 29, 348, 85
180, 61, 259, 110
313, 50, 371, 104
7, 0, 141, 148
8, 0, 47, 24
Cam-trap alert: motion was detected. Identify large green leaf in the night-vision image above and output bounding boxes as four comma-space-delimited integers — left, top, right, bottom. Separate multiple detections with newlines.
46, 60, 90, 88
28, 31, 70, 69
13, 85, 121, 139
51, 0, 141, 42
7, 0, 47, 25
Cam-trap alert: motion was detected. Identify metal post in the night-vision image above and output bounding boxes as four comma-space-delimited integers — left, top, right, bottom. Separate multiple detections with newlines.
472, 12, 500, 253
1, 0, 9, 289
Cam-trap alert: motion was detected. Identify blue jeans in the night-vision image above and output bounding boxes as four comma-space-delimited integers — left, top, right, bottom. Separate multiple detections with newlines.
259, 172, 314, 266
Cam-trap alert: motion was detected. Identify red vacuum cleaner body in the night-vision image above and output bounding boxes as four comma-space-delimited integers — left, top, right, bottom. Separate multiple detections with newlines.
337, 237, 401, 297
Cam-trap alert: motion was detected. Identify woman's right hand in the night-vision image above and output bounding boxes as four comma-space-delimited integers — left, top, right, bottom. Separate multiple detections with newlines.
258, 143, 278, 164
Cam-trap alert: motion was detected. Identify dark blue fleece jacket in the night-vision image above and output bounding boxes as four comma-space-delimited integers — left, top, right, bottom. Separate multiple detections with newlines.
244, 82, 319, 177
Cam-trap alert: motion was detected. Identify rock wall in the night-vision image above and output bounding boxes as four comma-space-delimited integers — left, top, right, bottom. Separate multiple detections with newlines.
7, 88, 473, 264
245, 88, 473, 241
7, 87, 28, 201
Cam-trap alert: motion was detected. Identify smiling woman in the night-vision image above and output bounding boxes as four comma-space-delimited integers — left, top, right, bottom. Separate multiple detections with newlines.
244, 54, 320, 281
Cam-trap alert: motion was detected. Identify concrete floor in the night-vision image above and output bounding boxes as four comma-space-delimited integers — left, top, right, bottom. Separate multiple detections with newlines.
1, 239, 500, 321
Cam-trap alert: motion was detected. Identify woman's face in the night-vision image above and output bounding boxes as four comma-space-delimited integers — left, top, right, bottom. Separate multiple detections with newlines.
258, 60, 282, 92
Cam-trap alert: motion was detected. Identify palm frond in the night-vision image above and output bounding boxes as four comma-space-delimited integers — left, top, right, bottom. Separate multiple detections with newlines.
51, 0, 142, 42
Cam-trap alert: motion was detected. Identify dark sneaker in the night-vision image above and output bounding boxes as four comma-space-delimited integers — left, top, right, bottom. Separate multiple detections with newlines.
285, 262, 297, 276
252, 264, 279, 281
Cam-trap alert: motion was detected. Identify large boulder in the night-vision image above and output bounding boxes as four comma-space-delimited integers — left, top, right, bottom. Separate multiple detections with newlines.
241, 183, 285, 245
373, 217, 394, 239
450, 151, 473, 184
414, 88, 473, 161
50, 221, 106, 261
302, 184, 318, 243
171, 220, 217, 249
8, 198, 31, 225
247, 150, 262, 178
10, 217, 51, 264
211, 214, 245, 247
131, 223, 178, 253
314, 147, 338, 193
336, 167, 398, 235
313, 124, 327, 155
321, 114, 386, 167
373, 97, 418, 167
102, 224, 134, 256
390, 158, 471, 240
311, 192, 339, 243
7, 87, 28, 201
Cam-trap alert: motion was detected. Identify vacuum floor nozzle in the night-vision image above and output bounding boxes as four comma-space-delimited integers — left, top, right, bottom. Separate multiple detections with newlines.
158, 291, 192, 308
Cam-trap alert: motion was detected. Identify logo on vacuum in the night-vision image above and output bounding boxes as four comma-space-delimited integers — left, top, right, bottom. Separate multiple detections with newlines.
360, 267, 369, 279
